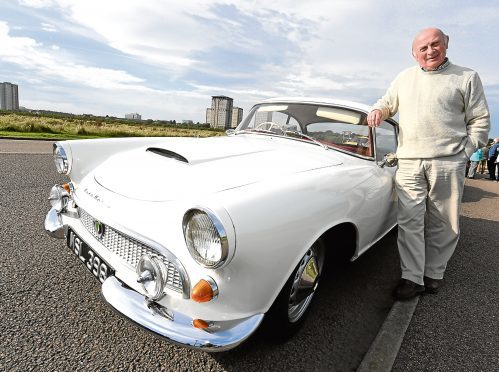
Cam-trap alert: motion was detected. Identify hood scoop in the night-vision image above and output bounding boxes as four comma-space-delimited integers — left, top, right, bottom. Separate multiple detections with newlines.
146, 147, 188, 163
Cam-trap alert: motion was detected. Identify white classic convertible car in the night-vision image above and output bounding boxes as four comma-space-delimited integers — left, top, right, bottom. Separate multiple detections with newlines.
44, 97, 399, 351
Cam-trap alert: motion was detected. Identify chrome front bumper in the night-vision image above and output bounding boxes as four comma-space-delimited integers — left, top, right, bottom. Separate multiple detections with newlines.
101, 276, 264, 352
45, 207, 264, 352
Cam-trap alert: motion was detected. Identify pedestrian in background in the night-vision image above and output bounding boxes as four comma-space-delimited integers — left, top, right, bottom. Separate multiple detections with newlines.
478, 146, 488, 173
487, 138, 499, 180
467, 148, 483, 179
367, 27, 490, 300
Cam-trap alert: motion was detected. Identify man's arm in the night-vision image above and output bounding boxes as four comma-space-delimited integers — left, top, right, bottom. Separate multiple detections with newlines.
367, 77, 400, 127
464, 73, 490, 156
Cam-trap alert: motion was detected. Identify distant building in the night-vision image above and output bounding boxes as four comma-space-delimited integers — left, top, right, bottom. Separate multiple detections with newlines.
255, 110, 273, 125
182, 120, 194, 125
125, 113, 141, 120
206, 108, 212, 125
0, 82, 19, 111
210, 96, 233, 130
231, 107, 243, 129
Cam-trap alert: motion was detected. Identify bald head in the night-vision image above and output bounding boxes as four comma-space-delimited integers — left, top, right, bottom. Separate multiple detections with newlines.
412, 28, 449, 51
412, 28, 449, 70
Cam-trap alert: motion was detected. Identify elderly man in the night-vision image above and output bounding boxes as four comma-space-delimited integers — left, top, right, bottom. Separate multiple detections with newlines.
367, 27, 490, 300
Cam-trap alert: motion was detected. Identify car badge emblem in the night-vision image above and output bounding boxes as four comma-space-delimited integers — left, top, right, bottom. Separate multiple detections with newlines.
94, 220, 105, 238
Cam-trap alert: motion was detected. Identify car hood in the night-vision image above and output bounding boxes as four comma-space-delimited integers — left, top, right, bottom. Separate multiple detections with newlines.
93, 135, 342, 201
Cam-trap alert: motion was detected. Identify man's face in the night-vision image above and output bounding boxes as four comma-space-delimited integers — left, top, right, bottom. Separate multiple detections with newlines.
412, 29, 448, 70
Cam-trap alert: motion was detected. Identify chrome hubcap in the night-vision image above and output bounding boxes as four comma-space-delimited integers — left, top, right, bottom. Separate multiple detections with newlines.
288, 245, 323, 323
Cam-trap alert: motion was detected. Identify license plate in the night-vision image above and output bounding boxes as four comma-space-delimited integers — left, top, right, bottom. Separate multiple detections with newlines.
67, 228, 115, 283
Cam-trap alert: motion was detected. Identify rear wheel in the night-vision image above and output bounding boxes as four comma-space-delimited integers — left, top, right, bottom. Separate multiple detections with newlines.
264, 241, 326, 340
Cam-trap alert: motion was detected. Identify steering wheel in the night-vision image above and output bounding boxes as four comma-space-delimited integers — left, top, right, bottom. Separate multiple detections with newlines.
255, 121, 285, 135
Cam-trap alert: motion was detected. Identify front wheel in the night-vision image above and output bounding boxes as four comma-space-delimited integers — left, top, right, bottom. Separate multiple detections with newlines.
263, 241, 326, 340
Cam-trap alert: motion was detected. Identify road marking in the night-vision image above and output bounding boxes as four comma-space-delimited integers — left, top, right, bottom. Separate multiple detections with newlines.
357, 297, 419, 372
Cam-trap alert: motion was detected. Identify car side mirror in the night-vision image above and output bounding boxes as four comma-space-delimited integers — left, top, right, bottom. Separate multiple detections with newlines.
377, 153, 398, 168
225, 129, 236, 136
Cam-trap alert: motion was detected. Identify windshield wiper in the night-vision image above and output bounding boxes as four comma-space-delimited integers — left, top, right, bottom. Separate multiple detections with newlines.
231, 128, 283, 135
227, 129, 253, 135
230, 128, 328, 150
284, 130, 329, 149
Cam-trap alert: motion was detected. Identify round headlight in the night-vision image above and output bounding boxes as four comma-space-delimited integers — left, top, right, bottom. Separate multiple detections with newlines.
183, 209, 228, 269
136, 255, 168, 300
53, 143, 69, 174
48, 184, 69, 212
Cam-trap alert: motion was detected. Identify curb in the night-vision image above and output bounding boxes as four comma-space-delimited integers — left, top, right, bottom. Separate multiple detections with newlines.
357, 297, 419, 372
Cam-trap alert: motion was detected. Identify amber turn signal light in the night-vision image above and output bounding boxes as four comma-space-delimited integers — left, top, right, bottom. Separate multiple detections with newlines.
192, 319, 210, 329
191, 278, 218, 303
62, 183, 71, 193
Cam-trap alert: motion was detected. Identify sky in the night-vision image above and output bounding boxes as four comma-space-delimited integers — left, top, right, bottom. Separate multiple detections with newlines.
0, 0, 498, 138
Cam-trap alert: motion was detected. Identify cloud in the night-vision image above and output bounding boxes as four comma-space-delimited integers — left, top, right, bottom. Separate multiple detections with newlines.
18, 0, 55, 8
25, 0, 407, 93
0, 21, 146, 90
0, 17, 215, 120
41, 22, 57, 32
16, 1, 355, 76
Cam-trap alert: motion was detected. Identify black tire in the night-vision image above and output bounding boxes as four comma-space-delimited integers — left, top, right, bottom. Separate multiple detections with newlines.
262, 240, 326, 341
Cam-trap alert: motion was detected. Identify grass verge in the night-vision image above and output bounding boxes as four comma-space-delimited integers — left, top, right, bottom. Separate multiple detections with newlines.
0, 112, 224, 140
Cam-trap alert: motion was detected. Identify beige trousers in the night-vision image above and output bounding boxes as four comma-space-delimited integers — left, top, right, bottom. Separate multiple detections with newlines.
395, 152, 467, 285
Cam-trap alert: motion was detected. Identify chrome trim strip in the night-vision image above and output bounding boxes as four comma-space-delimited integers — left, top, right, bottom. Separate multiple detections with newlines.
101, 276, 264, 352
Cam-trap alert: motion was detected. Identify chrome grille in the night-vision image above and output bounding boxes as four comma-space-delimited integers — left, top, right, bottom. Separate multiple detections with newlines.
79, 208, 183, 293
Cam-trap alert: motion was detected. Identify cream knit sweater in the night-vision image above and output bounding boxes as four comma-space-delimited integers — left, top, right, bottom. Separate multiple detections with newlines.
372, 61, 490, 159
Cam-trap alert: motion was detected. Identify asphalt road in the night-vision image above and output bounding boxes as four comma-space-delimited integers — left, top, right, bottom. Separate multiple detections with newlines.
0, 139, 497, 371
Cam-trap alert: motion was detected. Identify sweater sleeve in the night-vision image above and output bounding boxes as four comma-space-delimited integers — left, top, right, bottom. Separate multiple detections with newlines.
463, 72, 490, 156
371, 75, 400, 120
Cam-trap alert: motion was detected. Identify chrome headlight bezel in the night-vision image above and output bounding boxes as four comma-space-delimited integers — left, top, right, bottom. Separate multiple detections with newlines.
53, 142, 70, 174
182, 208, 230, 269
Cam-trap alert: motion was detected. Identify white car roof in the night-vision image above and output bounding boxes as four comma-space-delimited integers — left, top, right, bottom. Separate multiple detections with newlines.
261, 97, 371, 112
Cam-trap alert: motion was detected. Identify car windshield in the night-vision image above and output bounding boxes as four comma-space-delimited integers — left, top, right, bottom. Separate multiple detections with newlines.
236, 102, 373, 157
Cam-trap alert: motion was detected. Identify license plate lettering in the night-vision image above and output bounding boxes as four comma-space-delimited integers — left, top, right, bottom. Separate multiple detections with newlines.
92, 255, 101, 277
69, 232, 86, 262
86, 249, 95, 271
67, 229, 114, 283
98, 263, 109, 283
